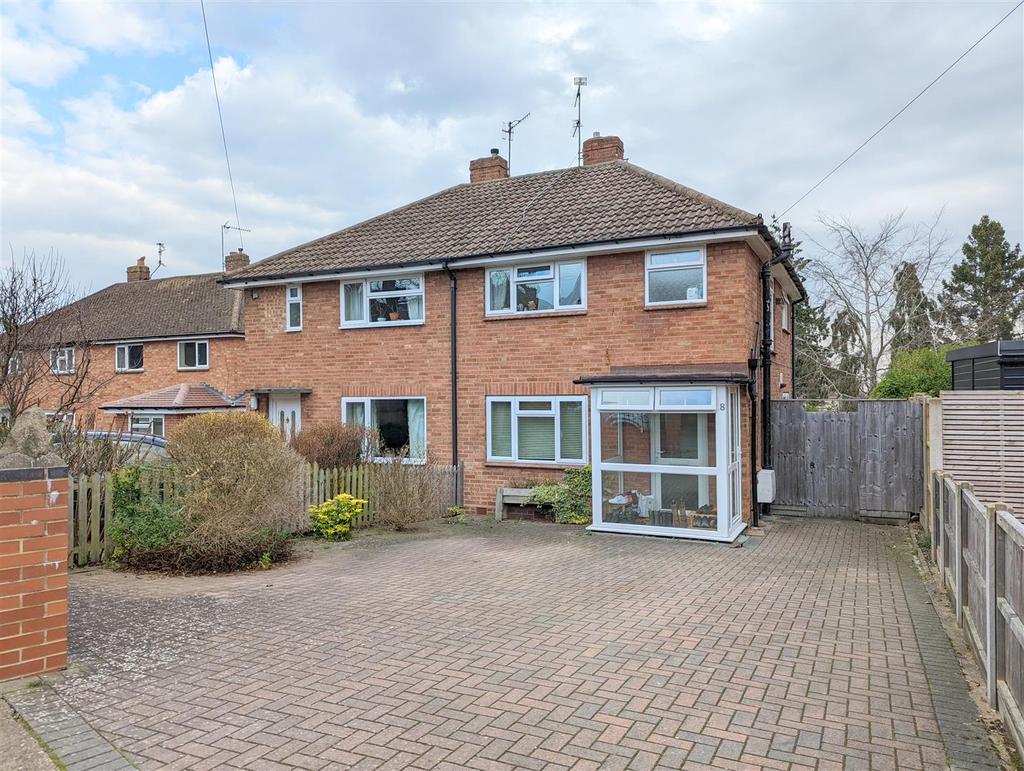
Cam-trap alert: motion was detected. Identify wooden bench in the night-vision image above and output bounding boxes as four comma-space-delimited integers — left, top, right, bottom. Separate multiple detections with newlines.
494, 487, 533, 521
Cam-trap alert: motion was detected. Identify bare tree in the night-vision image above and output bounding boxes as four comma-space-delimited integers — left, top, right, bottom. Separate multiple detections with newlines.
802, 211, 951, 395
0, 249, 108, 431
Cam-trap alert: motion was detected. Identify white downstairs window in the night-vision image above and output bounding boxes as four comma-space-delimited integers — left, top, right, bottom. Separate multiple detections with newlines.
487, 396, 587, 464
486, 260, 586, 316
341, 275, 424, 327
342, 397, 427, 461
130, 414, 164, 437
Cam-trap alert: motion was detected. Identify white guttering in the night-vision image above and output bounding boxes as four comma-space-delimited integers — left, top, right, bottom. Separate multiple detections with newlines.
223, 229, 767, 289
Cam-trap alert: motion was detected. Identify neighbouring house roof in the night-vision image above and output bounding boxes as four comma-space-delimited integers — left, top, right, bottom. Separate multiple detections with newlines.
222, 161, 768, 283
40, 272, 244, 344
101, 383, 244, 412
574, 363, 753, 385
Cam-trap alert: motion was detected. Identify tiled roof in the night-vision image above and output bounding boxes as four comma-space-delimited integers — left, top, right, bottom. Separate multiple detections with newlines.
101, 383, 243, 412
225, 161, 763, 281
48, 272, 244, 343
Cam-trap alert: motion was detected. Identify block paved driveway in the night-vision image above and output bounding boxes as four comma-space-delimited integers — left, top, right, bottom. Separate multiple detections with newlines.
49, 519, 979, 769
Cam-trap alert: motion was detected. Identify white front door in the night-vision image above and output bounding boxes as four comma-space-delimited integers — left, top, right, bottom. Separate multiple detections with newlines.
269, 394, 302, 440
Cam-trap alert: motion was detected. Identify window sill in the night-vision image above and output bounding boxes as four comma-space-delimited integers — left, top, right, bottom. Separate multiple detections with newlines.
178, 366, 210, 372
483, 309, 587, 322
339, 320, 425, 330
286, 328, 302, 333
643, 301, 707, 311
115, 369, 144, 374
484, 460, 588, 470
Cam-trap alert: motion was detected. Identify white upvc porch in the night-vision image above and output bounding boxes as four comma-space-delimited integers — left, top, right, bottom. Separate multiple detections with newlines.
587, 383, 745, 542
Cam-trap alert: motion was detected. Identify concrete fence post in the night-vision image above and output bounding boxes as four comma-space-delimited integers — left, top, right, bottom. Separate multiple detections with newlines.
986, 502, 999, 705
953, 478, 964, 626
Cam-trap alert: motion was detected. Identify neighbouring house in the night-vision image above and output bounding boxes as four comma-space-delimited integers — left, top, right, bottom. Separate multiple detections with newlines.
12, 254, 248, 438
947, 340, 1024, 391
222, 134, 806, 541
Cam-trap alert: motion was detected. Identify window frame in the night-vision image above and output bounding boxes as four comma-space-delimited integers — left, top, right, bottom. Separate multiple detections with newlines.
49, 347, 75, 375
484, 259, 587, 317
781, 294, 791, 333
644, 247, 707, 308
177, 340, 210, 371
340, 396, 428, 463
285, 284, 303, 332
129, 413, 165, 438
339, 274, 426, 329
485, 395, 588, 465
114, 343, 144, 373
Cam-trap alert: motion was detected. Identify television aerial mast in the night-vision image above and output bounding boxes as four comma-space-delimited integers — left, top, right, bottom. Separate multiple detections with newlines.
221, 221, 251, 269
501, 112, 530, 175
571, 76, 587, 166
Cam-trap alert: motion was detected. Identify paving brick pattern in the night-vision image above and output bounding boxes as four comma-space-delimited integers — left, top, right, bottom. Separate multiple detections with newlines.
43, 519, 993, 769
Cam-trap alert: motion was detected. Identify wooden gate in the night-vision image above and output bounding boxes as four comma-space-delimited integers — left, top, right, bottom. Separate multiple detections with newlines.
772, 399, 924, 520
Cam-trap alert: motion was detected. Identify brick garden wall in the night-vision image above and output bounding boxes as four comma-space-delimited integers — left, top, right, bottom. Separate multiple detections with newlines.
0, 466, 69, 681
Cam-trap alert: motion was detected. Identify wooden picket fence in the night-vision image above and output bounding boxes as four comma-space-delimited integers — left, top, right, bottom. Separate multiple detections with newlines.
928, 469, 1024, 756
68, 461, 464, 568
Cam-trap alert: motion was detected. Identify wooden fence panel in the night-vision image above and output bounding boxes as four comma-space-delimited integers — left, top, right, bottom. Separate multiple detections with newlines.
931, 469, 1024, 756
773, 399, 923, 519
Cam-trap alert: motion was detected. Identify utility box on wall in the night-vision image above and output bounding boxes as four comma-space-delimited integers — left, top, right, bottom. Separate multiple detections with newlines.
757, 469, 776, 504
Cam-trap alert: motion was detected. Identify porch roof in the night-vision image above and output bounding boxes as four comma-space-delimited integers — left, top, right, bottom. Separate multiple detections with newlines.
101, 383, 244, 412
574, 363, 751, 386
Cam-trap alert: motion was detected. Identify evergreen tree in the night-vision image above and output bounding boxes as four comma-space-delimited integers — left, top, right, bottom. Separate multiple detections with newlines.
940, 216, 1024, 342
793, 300, 833, 399
887, 261, 936, 352
830, 308, 866, 396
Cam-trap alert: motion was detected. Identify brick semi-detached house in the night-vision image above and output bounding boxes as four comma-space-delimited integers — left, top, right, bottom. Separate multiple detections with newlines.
223, 134, 805, 542
23, 255, 249, 437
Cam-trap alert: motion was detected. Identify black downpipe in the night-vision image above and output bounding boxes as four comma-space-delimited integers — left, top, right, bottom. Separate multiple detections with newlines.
443, 263, 458, 466
747, 354, 759, 528
760, 262, 774, 521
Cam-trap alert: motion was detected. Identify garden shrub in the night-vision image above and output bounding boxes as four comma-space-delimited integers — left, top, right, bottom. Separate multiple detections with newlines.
369, 450, 452, 531
309, 493, 365, 541
528, 466, 592, 525
110, 412, 304, 573
291, 421, 372, 469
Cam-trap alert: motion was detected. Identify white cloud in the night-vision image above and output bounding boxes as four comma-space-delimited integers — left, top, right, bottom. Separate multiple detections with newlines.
0, 15, 85, 86
47, 1, 177, 54
1, 80, 52, 134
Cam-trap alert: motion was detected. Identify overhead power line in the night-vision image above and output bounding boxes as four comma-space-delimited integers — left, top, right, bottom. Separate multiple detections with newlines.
200, 0, 244, 250
780, 0, 1023, 218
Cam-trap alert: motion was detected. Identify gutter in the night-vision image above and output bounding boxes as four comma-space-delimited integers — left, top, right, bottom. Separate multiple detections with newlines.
442, 261, 459, 466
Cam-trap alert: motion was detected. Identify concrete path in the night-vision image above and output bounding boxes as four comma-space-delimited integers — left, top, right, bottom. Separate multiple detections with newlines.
7, 518, 1003, 769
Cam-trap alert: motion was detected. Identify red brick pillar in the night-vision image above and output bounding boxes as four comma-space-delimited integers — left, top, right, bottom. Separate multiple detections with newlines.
0, 466, 69, 681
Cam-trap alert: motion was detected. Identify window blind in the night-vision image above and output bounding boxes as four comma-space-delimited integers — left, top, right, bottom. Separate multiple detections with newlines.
559, 400, 584, 460
490, 401, 513, 457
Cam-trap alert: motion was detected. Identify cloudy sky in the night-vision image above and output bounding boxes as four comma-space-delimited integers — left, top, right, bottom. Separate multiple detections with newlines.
1, 1, 1021, 294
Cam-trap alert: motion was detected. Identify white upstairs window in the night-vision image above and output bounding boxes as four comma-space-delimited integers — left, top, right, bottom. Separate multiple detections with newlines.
50, 347, 75, 374
486, 260, 586, 316
645, 248, 706, 306
286, 284, 303, 331
178, 340, 209, 370
115, 343, 144, 372
341, 275, 424, 327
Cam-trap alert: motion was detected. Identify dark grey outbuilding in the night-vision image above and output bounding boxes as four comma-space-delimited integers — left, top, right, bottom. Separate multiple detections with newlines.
946, 340, 1024, 390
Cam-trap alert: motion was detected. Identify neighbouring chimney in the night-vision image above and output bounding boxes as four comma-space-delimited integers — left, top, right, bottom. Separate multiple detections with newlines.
582, 132, 624, 165
469, 148, 509, 183
224, 249, 250, 272
127, 256, 151, 282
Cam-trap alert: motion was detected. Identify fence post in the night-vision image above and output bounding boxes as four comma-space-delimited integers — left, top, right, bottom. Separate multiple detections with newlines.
936, 473, 946, 581
994, 506, 1008, 709
103, 473, 113, 562
456, 461, 465, 508
953, 478, 964, 626
986, 502, 998, 705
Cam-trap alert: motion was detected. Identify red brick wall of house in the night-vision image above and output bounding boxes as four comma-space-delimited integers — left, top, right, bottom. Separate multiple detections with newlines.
0, 466, 68, 682
31, 337, 244, 431
237, 241, 774, 522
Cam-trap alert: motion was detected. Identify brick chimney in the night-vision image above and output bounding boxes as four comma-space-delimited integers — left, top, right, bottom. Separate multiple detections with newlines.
224, 249, 250, 272
469, 148, 509, 183
126, 257, 150, 282
582, 133, 624, 165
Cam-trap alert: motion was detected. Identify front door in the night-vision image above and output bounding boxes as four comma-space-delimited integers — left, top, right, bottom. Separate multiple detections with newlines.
651, 412, 710, 509
269, 394, 302, 441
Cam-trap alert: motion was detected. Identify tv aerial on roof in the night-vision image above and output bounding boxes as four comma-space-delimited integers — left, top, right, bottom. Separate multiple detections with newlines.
572, 76, 587, 166
501, 112, 530, 174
